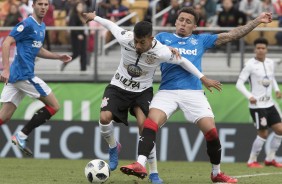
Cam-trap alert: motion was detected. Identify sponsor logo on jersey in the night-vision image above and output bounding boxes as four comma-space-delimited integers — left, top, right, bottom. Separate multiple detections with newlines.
125, 47, 132, 51
123, 64, 148, 76
32, 41, 43, 48
178, 41, 186, 45
176, 48, 197, 55
17, 25, 24, 32
121, 30, 127, 35
127, 64, 143, 77
165, 39, 172, 43
261, 76, 271, 88
128, 41, 135, 49
115, 72, 141, 89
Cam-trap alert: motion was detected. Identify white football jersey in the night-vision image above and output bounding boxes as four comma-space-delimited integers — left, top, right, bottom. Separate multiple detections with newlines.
94, 16, 203, 92
237, 57, 280, 108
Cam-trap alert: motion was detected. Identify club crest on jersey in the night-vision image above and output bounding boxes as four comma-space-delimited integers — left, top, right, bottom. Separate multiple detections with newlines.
145, 52, 157, 64
260, 117, 267, 127
189, 37, 198, 45
17, 25, 24, 32
101, 97, 109, 108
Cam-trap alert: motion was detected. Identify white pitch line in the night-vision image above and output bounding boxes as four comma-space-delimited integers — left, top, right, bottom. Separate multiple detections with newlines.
234, 172, 282, 178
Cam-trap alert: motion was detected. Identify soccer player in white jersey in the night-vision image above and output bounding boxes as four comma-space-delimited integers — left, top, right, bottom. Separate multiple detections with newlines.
120, 7, 272, 183
236, 38, 282, 168
82, 11, 222, 183
0, 0, 72, 156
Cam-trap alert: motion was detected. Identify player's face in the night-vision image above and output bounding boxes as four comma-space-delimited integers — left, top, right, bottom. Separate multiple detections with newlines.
32, 0, 49, 20
175, 12, 197, 37
254, 43, 267, 60
134, 35, 153, 55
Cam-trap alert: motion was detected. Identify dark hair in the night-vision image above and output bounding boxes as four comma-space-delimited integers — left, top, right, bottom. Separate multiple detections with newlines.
178, 7, 199, 24
134, 21, 152, 38
254, 38, 268, 46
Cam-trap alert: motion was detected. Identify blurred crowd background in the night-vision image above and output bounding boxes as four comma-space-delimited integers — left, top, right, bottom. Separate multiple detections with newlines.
0, 0, 282, 80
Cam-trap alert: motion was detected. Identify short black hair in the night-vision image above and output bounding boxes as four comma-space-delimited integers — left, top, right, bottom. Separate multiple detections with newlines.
254, 38, 268, 46
134, 21, 152, 38
178, 7, 199, 24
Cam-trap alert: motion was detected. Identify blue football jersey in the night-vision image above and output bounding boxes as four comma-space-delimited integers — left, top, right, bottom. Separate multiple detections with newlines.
9, 16, 46, 83
155, 32, 218, 90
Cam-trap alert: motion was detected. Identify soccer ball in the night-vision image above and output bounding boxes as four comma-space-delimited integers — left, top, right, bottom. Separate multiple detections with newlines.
84, 159, 111, 183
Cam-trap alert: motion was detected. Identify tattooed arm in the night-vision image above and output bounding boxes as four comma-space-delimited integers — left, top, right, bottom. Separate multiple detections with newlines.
215, 12, 272, 46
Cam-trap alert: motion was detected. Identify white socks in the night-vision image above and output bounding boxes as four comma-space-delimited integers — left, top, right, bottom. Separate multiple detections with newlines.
212, 164, 221, 176
148, 144, 158, 174
265, 133, 282, 162
248, 135, 266, 163
137, 155, 147, 167
99, 120, 117, 148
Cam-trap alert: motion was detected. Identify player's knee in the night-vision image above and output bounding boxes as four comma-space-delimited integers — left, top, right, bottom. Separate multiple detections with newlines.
204, 127, 218, 141
99, 112, 113, 125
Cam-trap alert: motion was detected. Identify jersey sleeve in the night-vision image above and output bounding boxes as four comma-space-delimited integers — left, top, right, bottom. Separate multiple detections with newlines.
9, 21, 31, 42
201, 34, 218, 49
158, 44, 204, 79
236, 62, 253, 99
94, 16, 131, 43
155, 32, 165, 44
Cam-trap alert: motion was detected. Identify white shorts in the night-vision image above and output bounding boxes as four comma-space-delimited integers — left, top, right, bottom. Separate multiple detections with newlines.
150, 90, 214, 123
0, 77, 52, 107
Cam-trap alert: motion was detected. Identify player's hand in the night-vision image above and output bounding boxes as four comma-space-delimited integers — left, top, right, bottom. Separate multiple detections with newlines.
82, 11, 96, 23
168, 47, 181, 60
249, 96, 257, 104
0, 70, 10, 84
258, 12, 272, 24
60, 55, 72, 63
276, 91, 282, 99
200, 76, 222, 93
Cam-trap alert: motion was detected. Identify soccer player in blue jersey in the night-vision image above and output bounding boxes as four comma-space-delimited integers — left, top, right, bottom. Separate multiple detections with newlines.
120, 7, 272, 183
0, 0, 72, 156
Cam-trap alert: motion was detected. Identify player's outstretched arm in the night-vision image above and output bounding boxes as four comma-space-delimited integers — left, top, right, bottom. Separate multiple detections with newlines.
216, 12, 272, 46
37, 47, 72, 63
82, 11, 125, 41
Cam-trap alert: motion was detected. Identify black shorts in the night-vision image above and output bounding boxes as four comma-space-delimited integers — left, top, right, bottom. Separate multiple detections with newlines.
100, 84, 153, 126
250, 105, 282, 130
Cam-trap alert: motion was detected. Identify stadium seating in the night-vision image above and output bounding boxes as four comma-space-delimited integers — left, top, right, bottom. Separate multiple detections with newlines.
122, 0, 149, 23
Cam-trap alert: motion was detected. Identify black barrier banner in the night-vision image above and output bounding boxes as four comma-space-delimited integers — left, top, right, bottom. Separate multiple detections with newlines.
0, 121, 281, 162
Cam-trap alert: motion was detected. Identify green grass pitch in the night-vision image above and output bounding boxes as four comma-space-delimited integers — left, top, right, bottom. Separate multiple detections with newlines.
0, 158, 282, 184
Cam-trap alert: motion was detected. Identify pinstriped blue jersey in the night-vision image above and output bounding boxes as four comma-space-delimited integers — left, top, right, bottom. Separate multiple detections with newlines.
155, 32, 218, 90
9, 16, 45, 83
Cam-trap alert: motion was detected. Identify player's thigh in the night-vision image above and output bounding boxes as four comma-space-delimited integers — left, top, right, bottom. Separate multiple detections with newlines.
100, 85, 131, 125
0, 83, 25, 107
267, 106, 282, 135
39, 92, 60, 110
178, 90, 214, 123
15, 77, 52, 99
250, 108, 268, 130
130, 87, 153, 118
149, 90, 178, 121
0, 102, 17, 121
